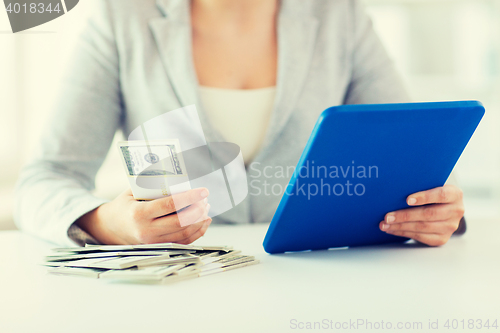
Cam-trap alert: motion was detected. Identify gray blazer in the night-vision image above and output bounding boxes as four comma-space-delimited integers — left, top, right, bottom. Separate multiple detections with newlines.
15, 0, 410, 246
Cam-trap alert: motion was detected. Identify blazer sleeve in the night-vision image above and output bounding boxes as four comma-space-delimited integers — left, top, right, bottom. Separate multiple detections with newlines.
14, 0, 122, 246
446, 173, 467, 235
343, 0, 411, 105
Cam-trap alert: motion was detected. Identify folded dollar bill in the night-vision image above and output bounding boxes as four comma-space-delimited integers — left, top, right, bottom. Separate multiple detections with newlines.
162, 258, 260, 282
117, 140, 191, 200
46, 254, 200, 270
99, 264, 186, 281
52, 242, 232, 253
197, 259, 259, 278
47, 266, 108, 278
45, 250, 195, 262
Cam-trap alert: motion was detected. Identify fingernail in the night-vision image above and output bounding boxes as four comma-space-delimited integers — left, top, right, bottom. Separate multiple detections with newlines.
381, 223, 390, 231
203, 198, 208, 204
386, 214, 395, 223
408, 197, 417, 205
206, 204, 211, 214
200, 189, 209, 198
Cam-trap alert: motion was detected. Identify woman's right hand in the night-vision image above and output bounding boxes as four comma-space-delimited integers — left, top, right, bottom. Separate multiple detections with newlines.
76, 188, 212, 245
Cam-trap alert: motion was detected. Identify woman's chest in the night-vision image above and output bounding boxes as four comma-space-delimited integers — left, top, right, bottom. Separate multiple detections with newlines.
192, 30, 278, 90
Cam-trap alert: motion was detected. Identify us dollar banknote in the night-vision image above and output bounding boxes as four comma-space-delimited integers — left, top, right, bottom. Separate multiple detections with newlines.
119, 141, 184, 176
117, 140, 191, 200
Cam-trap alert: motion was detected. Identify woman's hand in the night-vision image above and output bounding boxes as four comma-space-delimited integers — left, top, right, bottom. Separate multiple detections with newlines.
379, 185, 465, 246
77, 188, 212, 245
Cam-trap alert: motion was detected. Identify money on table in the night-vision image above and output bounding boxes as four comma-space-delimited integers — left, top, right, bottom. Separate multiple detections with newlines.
44, 242, 258, 284
45, 250, 195, 262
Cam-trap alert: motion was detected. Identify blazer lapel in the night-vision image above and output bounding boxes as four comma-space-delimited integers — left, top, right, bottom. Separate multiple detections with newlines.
150, 0, 227, 144
150, 0, 200, 110
262, 1, 319, 148
150, 0, 319, 150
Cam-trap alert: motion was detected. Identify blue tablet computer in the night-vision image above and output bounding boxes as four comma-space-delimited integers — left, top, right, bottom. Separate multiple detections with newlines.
263, 101, 484, 254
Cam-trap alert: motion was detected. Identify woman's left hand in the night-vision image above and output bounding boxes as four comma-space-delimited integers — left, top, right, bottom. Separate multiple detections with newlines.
379, 185, 465, 246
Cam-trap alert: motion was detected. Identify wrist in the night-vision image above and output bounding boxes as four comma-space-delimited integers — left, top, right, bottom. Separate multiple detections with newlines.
76, 203, 123, 245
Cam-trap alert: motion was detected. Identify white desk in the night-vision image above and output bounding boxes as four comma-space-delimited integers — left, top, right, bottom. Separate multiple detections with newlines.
1, 221, 499, 333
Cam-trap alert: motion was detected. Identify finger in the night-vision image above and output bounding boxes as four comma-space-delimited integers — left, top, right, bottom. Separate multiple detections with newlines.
154, 220, 206, 243
153, 200, 209, 231
157, 218, 211, 244
406, 185, 463, 206
383, 229, 450, 246
177, 200, 210, 227
118, 188, 135, 200
380, 220, 459, 235
122, 188, 133, 196
141, 188, 209, 218
193, 203, 211, 224
131, 216, 203, 244
176, 219, 212, 245
384, 204, 453, 224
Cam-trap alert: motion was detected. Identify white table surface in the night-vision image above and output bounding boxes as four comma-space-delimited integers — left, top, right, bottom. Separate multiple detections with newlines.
1, 221, 499, 333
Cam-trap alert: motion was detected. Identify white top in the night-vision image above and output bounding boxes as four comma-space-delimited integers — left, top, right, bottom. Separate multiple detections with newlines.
199, 86, 277, 164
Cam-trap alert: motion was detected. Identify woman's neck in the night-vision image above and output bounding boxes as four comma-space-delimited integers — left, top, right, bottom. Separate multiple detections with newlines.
191, 0, 279, 89
191, 0, 279, 33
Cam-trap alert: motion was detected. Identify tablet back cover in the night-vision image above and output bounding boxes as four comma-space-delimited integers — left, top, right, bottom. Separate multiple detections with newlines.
263, 101, 484, 254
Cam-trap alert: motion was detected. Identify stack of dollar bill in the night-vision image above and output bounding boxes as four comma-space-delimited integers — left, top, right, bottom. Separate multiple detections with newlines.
44, 243, 259, 283
118, 140, 192, 200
